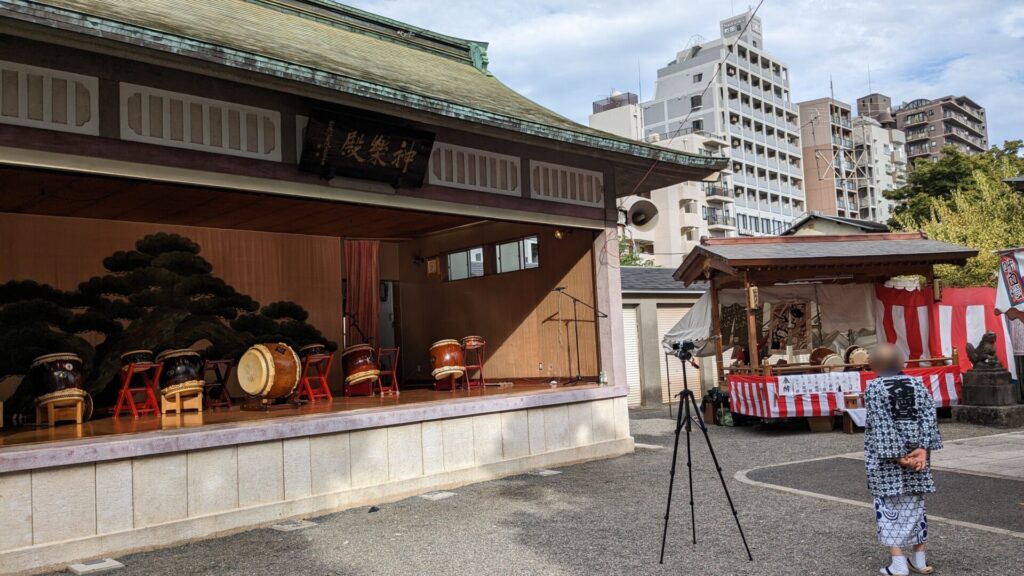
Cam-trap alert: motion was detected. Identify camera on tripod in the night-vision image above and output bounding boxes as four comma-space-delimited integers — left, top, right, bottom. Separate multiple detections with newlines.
668, 339, 696, 361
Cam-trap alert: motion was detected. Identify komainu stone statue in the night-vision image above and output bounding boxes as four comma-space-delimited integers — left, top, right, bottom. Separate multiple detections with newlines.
966, 332, 1004, 371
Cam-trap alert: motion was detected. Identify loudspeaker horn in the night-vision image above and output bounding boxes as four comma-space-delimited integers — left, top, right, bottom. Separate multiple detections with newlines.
626, 199, 659, 232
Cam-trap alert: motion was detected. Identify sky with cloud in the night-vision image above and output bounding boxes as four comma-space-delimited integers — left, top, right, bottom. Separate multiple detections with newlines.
348, 0, 1023, 147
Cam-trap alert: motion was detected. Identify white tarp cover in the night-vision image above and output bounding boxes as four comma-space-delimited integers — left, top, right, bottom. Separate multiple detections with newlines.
660, 283, 879, 356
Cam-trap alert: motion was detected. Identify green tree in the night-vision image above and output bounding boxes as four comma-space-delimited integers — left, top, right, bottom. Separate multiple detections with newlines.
618, 238, 656, 267
887, 140, 1024, 226
898, 170, 1024, 287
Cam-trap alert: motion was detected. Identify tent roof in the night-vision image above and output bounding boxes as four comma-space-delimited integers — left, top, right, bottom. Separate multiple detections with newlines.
674, 232, 978, 286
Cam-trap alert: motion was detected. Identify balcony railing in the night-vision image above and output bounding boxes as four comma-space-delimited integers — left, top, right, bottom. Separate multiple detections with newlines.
831, 115, 852, 128
706, 212, 736, 227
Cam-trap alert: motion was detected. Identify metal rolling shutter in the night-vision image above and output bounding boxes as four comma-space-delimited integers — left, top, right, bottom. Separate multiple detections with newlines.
657, 305, 702, 404
622, 306, 642, 407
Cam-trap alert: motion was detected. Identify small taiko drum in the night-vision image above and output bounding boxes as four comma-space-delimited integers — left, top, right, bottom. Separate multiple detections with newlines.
298, 343, 327, 359
844, 346, 870, 368
342, 344, 379, 386
461, 335, 486, 350
820, 353, 845, 373
29, 352, 87, 405
430, 339, 465, 381
120, 349, 155, 367
237, 342, 301, 399
156, 349, 204, 396
809, 347, 836, 366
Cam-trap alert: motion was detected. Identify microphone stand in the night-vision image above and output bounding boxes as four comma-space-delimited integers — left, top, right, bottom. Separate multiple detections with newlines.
552, 287, 608, 385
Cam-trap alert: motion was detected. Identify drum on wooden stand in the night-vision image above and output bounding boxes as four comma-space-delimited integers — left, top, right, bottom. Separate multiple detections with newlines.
298, 343, 327, 359
430, 339, 465, 381
809, 347, 836, 366
342, 344, 379, 394
120, 349, 155, 367
237, 343, 302, 400
29, 353, 91, 415
844, 346, 870, 370
820, 354, 845, 373
156, 349, 205, 397
461, 335, 485, 350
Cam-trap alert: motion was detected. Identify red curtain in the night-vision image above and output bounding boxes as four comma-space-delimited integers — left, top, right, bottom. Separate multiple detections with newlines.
344, 240, 380, 348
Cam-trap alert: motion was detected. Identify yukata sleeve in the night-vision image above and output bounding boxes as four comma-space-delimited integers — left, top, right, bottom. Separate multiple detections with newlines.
916, 381, 943, 452
864, 380, 905, 459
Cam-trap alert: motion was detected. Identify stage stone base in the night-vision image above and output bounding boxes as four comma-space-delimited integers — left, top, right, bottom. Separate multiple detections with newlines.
952, 404, 1024, 428
0, 397, 632, 575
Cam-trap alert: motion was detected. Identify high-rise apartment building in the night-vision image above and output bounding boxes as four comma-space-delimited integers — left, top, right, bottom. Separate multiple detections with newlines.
589, 92, 733, 267
857, 93, 988, 164
641, 10, 804, 237
852, 116, 906, 223
797, 98, 857, 219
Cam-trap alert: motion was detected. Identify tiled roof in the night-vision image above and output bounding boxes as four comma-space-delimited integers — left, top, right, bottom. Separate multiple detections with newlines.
781, 212, 890, 235
621, 266, 708, 294
9, 0, 726, 175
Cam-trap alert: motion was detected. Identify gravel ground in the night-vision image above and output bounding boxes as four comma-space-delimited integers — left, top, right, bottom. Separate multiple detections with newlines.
49, 411, 1015, 576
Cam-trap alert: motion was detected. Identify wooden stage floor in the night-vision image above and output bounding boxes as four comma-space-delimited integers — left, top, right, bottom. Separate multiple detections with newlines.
0, 381, 594, 449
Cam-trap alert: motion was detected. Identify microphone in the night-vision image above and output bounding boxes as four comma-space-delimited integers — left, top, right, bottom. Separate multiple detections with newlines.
551, 286, 566, 292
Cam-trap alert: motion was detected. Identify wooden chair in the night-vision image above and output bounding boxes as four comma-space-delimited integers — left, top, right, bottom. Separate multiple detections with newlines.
296, 353, 334, 402
376, 347, 400, 396
202, 359, 234, 410
113, 361, 162, 418
462, 338, 486, 389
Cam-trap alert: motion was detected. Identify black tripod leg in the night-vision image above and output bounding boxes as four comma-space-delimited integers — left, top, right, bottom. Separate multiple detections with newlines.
683, 391, 696, 546
686, 391, 754, 561
659, 394, 687, 564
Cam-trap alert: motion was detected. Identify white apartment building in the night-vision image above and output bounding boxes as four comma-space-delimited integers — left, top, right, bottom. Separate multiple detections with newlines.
852, 116, 907, 222
589, 93, 732, 268
642, 11, 805, 237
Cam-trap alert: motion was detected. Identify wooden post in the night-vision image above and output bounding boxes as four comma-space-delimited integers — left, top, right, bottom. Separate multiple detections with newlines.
710, 278, 725, 388
744, 273, 760, 371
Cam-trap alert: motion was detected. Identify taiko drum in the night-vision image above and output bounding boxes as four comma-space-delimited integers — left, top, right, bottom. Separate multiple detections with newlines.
342, 344, 380, 386
237, 342, 302, 399
120, 349, 155, 367
156, 349, 205, 395
430, 339, 465, 381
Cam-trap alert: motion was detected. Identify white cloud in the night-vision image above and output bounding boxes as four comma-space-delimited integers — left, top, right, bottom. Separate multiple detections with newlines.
347, 0, 1023, 146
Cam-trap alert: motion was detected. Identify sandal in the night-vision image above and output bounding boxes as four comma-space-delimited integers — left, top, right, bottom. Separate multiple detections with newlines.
909, 561, 935, 575
880, 567, 909, 576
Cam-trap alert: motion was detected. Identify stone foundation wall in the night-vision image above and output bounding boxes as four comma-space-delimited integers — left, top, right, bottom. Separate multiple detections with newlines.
0, 397, 632, 575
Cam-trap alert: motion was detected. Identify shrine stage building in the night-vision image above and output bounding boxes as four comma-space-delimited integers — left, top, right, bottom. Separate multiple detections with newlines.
0, 1, 726, 572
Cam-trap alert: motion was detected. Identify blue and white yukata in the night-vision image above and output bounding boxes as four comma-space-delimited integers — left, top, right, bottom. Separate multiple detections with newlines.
863, 374, 943, 547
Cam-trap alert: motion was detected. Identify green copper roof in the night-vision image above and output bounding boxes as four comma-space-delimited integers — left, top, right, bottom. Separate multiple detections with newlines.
2, 0, 727, 177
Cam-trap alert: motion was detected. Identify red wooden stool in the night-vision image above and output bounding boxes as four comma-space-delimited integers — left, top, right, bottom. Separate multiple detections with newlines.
202, 359, 234, 410
433, 373, 459, 391
376, 347, 400, 396
461, 336, 486, 389
113, 361, 162, 418
296, 353, 334, 402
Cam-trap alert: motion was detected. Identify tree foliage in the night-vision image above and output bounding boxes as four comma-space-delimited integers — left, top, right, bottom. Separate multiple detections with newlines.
887, 140, 1024, 226
898, 171, 1024, 287
618, 238, 656, 267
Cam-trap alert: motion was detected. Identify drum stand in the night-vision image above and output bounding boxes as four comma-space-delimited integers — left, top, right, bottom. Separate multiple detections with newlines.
659, 354, 752, 564
551, 288, 607, 385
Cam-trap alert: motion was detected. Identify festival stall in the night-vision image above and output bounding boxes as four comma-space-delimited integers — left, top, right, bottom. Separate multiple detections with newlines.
665, 233, 979, 424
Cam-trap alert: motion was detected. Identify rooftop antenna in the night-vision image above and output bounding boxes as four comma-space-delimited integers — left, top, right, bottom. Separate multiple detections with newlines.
867, 63, 872, 93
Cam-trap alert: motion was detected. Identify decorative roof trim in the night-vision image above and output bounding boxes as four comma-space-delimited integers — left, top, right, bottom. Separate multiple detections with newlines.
0, 1, 726, 173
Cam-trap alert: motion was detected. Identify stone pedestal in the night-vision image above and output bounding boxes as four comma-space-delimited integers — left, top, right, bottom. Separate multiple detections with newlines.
960, 369, 1016, 406
954, 368, 1024, 427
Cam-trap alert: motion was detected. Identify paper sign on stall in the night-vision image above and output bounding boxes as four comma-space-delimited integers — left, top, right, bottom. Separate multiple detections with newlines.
777, 372, 861, 397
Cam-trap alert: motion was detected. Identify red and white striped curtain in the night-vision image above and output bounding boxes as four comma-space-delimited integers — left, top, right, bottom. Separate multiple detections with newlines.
874, 285, 1017, 379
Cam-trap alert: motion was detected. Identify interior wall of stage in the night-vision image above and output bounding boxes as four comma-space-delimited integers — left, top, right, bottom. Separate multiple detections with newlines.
0, 204, 598, 400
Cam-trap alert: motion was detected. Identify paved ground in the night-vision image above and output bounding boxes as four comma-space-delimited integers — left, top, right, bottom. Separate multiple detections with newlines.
49, 411, 1021, 576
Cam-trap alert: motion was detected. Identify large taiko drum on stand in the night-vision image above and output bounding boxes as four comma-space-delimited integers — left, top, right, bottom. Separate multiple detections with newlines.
156, 349, 205, 396
430, 339, 465, 381
342, 344, 380, 386
298, 343, 327, 359
844, 346, 870, 370
29, 353, 91, 417
237, 343, 302, 399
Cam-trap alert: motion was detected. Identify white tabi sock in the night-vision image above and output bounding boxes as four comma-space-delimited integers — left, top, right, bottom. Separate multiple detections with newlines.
911, 551, 927, 569
880, 555, 909, 575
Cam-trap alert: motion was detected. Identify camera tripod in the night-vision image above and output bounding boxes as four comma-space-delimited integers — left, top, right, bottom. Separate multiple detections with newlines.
659, 353, 753, 564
